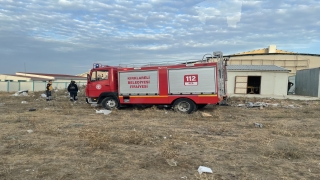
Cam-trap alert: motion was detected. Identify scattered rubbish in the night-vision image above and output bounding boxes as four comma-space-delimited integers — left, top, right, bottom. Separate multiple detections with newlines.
254, 123, 263, 128
271, 103, 279, 107
288, 105, 295, 108
21, 101, 27, 104
27, 130, 33, 133
41, 94, 47, 98
29, 108, 36, 111
247, 102, 254, 108
95, 109, 111, 115
201, 112, 212, 117
247, 102, 268, 108
166, 158, 177, 166
11, 90, 29, 96
181, 176, 187, 179
163, 136, 167, 139
198, 166, 213, 174
237, 104, 246, 107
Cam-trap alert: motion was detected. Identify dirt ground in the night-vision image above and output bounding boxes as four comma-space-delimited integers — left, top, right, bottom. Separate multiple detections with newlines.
0, 90, 319, 180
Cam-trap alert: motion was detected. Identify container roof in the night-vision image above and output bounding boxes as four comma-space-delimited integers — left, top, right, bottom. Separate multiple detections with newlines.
227, 65, 290, 72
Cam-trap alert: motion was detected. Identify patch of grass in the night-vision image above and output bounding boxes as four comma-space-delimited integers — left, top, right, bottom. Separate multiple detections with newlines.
266, 140, 303, 159
78, 128, 110, 150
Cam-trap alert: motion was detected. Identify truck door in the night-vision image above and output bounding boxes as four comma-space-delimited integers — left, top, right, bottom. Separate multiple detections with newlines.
87, 69, 111, 97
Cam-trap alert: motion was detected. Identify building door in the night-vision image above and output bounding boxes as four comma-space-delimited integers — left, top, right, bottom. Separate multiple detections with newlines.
234, 76, 248, 94
234, 76, 261, 94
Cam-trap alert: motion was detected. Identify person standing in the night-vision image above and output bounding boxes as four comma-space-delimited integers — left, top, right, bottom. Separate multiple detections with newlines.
68, 80, 79, 101
46, 80, 53, 101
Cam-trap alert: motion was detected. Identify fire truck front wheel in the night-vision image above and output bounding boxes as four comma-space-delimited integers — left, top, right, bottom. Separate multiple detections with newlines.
101, 97, 119, 110
173, 98, 196, 114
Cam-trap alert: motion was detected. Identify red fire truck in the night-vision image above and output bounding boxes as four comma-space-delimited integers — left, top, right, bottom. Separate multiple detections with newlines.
85, 51, 228, 113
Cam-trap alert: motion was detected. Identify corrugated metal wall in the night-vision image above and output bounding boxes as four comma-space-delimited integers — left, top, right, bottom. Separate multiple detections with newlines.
295, 68, 320, 97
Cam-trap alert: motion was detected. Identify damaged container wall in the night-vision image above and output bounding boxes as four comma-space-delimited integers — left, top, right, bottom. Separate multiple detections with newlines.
295, 68, 320, 97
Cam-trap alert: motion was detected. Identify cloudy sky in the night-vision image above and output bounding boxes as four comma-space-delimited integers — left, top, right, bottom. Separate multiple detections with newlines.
0, 0, 319, 75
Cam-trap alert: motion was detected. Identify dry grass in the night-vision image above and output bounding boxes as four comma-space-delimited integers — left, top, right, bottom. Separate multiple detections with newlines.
0, 90, 320, 179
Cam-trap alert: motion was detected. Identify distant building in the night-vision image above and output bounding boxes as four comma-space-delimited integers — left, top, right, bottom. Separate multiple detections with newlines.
209, 45, 320, 75
0, 72, 87, 92
0, 72, 86, 82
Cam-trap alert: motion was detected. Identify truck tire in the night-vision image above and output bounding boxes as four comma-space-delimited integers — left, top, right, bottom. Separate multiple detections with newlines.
101, 97, 119, 110
173, 98, 195, 114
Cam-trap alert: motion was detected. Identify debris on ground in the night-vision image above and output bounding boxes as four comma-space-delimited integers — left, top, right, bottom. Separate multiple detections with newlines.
41, 94, 47, 98
27, 130, 34, 133
201, 112, 212, 117
247, 102, 268, 108
254, 123, 263, 128
198, 166, 213, 174
95, 109, 111, 115
166, 158, 177, 166
21, 101, 27, 104
12, 90, 29, 96
29, 108, 36, 111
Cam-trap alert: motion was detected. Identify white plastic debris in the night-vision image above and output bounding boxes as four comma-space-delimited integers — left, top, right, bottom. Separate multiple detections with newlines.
237, 104, 246, 107
21, 101, 27, 104
201, 112, 212, 117
288, 105, 295, 108
95, 109, 111, 115
27, 130, 33, 133
198, 166, 213, 174
254, 123, 263, 128
41, 94, 47, 98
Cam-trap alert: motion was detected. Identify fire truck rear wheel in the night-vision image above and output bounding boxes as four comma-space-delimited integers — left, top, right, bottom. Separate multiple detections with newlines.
173, 98, 195, 114
101, 97, 119, 110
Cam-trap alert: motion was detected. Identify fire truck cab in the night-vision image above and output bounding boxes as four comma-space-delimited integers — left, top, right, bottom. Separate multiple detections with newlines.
85, 51, 228, 113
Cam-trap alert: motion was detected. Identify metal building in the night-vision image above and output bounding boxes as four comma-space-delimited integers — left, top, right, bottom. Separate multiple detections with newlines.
227, 65, 290, 96
295, 68, 320, 97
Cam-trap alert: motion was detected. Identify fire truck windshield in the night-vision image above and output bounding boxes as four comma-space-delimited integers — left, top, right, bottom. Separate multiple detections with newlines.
91, 70, 108, 82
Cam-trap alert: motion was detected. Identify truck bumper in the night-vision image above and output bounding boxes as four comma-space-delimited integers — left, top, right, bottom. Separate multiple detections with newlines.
86, 97, 98, 104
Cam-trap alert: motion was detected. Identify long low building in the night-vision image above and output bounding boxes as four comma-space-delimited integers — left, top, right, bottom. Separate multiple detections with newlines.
0, 72, 87, 92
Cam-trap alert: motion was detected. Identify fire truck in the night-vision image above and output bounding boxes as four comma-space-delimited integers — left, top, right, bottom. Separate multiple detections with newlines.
85, 51, 228, 113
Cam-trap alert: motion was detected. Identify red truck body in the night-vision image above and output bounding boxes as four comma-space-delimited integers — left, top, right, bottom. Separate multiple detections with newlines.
85, 51, 228, 113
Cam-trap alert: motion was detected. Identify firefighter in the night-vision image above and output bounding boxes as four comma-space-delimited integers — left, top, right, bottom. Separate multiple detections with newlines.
68, 80, 79, 101
46, 80, 53, 101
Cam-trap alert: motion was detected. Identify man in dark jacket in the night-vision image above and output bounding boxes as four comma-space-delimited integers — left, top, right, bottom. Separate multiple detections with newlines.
68, 80, 79, 101
46, 80, 53, 101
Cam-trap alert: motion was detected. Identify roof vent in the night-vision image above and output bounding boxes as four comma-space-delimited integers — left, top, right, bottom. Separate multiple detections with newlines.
268, 45, 276, 53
